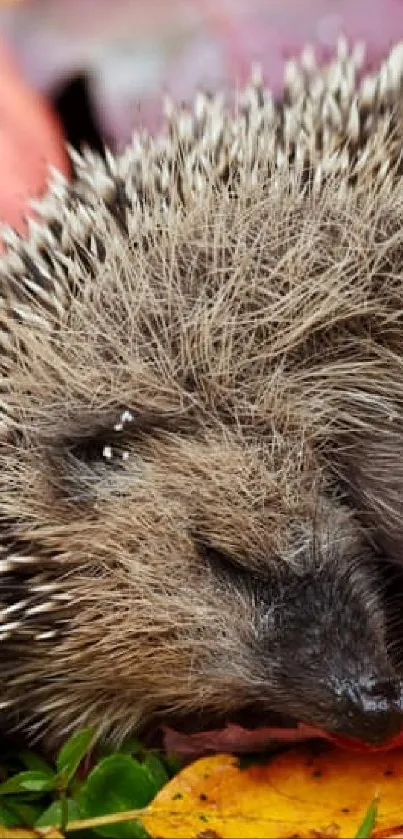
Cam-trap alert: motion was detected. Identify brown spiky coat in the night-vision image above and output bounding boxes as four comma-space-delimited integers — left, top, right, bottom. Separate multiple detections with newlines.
1, 40, 403, 748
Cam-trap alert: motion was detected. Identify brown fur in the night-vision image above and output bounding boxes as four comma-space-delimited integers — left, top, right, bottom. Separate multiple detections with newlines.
1, 42, 403, 748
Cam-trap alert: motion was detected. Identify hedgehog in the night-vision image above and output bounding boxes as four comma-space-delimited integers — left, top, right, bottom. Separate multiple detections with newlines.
1, 38, 403, 754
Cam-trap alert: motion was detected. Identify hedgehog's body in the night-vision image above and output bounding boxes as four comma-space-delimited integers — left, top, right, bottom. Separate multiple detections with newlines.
1, 41, 403, 750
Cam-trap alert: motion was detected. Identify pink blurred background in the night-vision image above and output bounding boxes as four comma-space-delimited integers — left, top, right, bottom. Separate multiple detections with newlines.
1, 0, 403, 151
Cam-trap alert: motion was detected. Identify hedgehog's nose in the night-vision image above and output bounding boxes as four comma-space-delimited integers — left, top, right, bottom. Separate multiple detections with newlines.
333, 675, 403, 745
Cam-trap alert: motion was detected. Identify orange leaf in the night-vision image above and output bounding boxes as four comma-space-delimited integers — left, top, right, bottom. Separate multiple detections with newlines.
0, 39, 69, 251
143, 747, 403, 839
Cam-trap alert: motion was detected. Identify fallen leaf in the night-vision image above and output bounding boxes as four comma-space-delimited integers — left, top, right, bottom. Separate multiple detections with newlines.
143, 746, 403, 839
0, 38, 69, 252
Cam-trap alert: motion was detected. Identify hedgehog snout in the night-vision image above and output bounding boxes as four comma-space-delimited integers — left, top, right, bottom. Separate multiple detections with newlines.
329, 673, 403, 744
261, 546, 403, 747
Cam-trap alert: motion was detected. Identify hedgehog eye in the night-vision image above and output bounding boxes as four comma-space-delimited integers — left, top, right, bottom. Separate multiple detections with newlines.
67, 437, 130, 470
59, 410, 143, 502
101, 442, 130, 465
63, 407, 194, 474
67, 409, 137, 468
101, 409, 136, 464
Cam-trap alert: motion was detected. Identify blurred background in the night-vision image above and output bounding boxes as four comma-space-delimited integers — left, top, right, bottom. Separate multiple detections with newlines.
0, 0, 402, 243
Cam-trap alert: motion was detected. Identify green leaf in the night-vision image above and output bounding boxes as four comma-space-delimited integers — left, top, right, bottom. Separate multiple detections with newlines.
3, 800, 44, 827
0, 800, 20, 827
36, 798, 98, 839
56, 727, 95, 785
78, 754, 155, 838
0, 770, 56, 795
141, 754, 169, 791
17, 750, 55, 778
355, 798, 379, 839
35, 797, 81, 828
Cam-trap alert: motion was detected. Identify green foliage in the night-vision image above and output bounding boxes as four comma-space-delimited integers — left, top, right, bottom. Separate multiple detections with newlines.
0, 770, 57, 795
0, 799, 44, 828
0, 728, 175, 836
56, 727, 96, 786
35, 797, 81, 827
77, 754, 153, 838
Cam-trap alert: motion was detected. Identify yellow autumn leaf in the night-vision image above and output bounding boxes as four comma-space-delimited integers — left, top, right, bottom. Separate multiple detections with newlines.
143, 747, 403, 839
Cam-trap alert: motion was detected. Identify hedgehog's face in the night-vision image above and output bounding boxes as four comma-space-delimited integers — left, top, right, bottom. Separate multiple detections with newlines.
2, 401, 402, 749
1, 178, 403, 750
